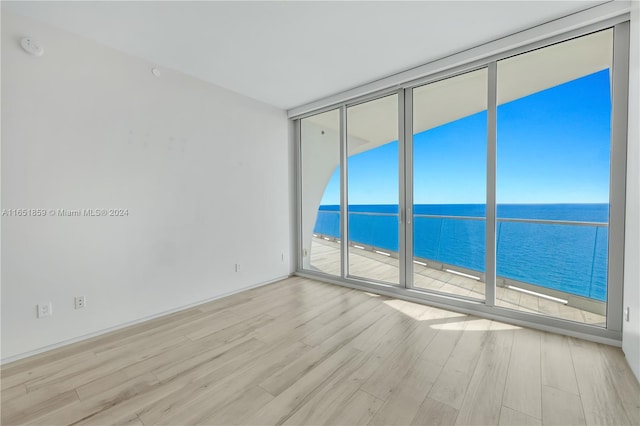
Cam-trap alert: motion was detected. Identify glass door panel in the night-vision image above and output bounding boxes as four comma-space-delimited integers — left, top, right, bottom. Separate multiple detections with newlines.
412, 69, 488, 300
496, 29, 613, 325
301, 109, 341, 276
346, 94, 400, 284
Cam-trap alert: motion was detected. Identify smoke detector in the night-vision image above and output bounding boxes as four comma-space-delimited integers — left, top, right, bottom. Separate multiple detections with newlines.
21, 38, 44, 57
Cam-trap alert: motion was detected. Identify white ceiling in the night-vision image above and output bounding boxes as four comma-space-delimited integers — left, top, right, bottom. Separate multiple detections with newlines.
3, 1, 610, 110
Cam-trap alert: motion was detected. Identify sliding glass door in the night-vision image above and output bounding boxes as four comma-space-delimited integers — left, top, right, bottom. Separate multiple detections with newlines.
300, 109, 341, 276
412, 69, 487, 300
495, 29, 614, 326
297, 23, 627, 337
346, 94, 400, 285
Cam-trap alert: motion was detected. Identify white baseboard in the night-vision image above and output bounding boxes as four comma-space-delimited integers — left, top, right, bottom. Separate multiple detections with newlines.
0, 274, 292, 365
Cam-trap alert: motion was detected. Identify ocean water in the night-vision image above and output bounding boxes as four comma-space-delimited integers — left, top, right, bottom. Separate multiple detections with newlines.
313, 204, 608, 301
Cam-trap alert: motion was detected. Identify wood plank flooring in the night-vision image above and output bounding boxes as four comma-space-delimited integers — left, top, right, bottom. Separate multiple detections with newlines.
1, 276, 638, 426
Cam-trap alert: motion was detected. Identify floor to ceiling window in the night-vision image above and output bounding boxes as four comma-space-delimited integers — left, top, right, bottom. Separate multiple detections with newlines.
412, 69, 487, 300
347, 94, 400, 285
300, 108, 341, 276
297, 22, 628, 339
495, 29, 614, 326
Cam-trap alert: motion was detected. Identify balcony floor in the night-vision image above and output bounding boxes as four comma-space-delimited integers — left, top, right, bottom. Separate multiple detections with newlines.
309, 237, 606, 326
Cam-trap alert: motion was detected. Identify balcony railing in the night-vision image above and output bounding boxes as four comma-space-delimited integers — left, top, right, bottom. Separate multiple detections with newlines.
313, 210, 608, 304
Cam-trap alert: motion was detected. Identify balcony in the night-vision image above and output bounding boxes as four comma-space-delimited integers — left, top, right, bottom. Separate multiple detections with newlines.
309, 210, 607, 327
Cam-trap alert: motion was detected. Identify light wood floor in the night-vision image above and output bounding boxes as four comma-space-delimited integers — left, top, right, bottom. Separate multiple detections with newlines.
309, 238, 606, 325
1, 277, 638, 426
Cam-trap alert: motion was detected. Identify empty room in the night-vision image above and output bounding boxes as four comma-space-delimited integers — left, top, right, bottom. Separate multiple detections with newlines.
1, 1, 639, 425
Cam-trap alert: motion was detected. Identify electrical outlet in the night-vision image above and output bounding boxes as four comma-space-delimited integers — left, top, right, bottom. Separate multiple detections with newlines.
37, 302, 52, 318
75, 296, 86, 309
235, 263, 240, 273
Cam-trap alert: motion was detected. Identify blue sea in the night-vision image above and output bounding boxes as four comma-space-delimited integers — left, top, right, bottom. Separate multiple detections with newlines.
314, 204, 609, 301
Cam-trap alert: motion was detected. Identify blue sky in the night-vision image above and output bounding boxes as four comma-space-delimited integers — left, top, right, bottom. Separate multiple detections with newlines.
320, 69, 611, 205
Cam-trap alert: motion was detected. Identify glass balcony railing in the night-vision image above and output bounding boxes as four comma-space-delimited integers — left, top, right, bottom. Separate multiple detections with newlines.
313, 209, 608, 303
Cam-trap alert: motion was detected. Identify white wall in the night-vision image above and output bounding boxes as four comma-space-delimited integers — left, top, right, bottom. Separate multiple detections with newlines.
622, 0, 640, 382
1, 10, 291, 361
